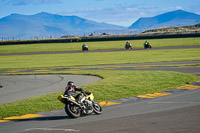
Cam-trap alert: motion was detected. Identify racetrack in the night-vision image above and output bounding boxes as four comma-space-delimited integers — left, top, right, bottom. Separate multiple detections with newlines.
1, 45, 200, 56
1, 82, 200, 133
0, 62, 199, 133
0, 45, 200, 133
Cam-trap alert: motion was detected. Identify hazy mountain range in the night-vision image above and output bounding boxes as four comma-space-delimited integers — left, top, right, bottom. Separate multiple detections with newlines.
129, 10, 200, 31
0, 12, 125, 39
0, 10, 200, 40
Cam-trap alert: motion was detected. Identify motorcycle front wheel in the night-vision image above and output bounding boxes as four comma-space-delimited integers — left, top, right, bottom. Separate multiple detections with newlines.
65, 104, 81, 118
93, 102, 102, 114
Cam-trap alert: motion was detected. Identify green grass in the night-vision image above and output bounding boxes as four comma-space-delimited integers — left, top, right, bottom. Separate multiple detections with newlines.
77, 63, 200, 70
0, 48, 199, 70
0, 70, 198, 119
0, 37, 200, 54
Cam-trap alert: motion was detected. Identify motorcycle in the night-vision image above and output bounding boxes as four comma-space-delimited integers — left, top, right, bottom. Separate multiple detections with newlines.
125, 42, 132, 50
82, 45, 89, 51
144, 41, 152, 49
144, 44, 152, 49
58, 93, 102, 118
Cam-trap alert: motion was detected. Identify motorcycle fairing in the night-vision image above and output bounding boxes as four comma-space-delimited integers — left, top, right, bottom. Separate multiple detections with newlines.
58, 95, 76, 104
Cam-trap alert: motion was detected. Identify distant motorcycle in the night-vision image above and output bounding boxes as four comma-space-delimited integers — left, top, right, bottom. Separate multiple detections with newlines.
82, 44, 89, 51
58, 93, 102, 118
125, 42, 132, 49
144, 41, 152, 49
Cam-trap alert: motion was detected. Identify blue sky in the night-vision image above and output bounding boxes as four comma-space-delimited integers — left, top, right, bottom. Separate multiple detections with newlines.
0, 0, 200, 26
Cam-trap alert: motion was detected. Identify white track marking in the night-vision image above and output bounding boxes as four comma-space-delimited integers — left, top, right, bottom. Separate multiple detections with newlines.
25, 128, 80, 132
149, 102, 200, 104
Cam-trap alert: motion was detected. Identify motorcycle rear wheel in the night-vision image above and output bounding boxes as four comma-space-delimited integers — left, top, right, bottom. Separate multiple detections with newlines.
65, 104, 81, 118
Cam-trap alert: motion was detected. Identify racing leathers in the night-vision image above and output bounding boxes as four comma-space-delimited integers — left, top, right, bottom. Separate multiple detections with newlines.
64, 85, 91, 104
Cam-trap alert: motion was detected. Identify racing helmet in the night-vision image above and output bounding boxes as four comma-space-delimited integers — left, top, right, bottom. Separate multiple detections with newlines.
67, 81, 74, 86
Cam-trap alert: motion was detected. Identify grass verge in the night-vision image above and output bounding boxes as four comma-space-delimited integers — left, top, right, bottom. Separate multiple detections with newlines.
0, 37, 200, 54
0, 48, 200, 70
0, 70, 199, 119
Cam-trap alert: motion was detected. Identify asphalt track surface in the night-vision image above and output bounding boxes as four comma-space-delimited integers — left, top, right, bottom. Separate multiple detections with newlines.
1, 87, 200, 133
0, 45, 200, 133
0, 75, 101, 104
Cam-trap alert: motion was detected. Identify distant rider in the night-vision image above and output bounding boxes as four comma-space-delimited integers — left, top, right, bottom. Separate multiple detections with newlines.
143, 41, 151, 49
125, 41, 132, 49
82, 44, 86, 49
64, 81, 91, 104
82, 44, 88, 51
144, 41, 149, 46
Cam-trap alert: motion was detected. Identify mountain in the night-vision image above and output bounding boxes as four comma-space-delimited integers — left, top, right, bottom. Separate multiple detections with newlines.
0, 12, 126, 39
129, 10, 200, 31
1, 10, 200, 40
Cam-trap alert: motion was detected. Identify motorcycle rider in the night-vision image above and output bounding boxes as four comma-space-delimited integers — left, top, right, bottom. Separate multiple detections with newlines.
64, 81, 91, 104
82, 44, 88, 51
125, 41, 132, 49
144, 41, 151, 48
144, 41, 149, 46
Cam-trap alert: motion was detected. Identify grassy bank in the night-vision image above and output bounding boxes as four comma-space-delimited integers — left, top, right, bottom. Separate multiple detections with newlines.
0, 48, 200, 70
0, 70, 198, 119
0, 37, 200, 54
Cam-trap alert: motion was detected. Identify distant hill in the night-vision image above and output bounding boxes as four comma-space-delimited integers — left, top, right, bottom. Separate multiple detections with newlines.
139, 23, 200, 35
0, 12, 125, 39
129, 10, 200, 31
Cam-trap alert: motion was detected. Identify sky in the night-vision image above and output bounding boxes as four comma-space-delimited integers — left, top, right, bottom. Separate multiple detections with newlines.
0, 0, 200, 26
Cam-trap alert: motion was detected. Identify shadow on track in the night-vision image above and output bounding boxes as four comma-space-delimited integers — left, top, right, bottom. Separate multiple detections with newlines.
7, 113, 97, 122
8, 116, 70, 122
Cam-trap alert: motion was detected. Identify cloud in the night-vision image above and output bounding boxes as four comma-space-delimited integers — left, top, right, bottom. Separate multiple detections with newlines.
189, 4, 200, 14
60, 3, 187, 27
176, 6, 183, 10
1, 0, 62, 6
59, 4, 161, 26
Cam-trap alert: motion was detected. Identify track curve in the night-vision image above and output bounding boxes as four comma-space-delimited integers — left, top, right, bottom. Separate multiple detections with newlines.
0, 75, 101, 104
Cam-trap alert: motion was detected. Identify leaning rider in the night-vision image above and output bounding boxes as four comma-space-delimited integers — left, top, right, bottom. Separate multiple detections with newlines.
64, 81, 91, 104
144, 41, 149, 46
82, 44, 86, 48
125, 41, 131, 48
